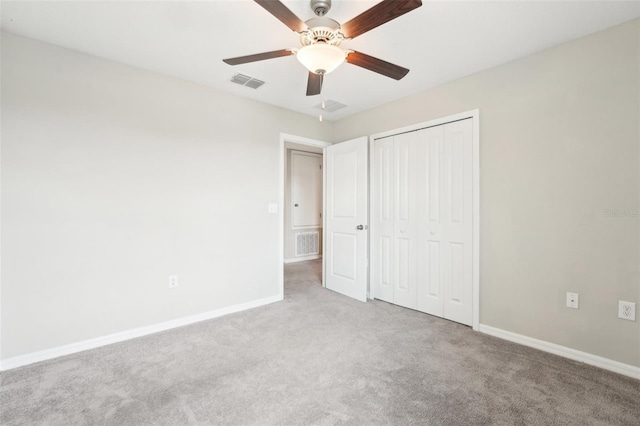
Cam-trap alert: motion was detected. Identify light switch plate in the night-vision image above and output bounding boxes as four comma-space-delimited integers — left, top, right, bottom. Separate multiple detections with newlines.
268, 203, 278, 214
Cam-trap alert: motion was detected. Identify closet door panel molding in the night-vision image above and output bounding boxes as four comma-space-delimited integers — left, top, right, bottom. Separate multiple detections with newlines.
372, 137, 395, 303
442, 119, 474, 325
370, 110, 479, 329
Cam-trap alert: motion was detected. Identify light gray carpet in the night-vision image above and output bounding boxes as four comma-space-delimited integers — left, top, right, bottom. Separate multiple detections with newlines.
1, 259, 639, 425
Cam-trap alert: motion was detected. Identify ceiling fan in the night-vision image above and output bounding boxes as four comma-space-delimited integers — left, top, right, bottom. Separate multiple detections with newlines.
223, 0, 422, 96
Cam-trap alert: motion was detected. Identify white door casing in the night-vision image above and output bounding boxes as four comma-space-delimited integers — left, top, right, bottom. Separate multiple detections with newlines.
324, 137, 368, 302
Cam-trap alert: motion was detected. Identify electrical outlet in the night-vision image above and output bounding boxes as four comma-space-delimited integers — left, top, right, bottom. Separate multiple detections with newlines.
618, 301, 636, 321
169, 275, 179, 289
566, 292, 579, 309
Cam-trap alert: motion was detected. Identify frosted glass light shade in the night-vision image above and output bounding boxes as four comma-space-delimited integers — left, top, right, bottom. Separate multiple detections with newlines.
296, 44, 346, 75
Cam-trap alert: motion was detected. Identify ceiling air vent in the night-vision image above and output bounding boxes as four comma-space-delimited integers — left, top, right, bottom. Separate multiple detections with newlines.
314, 99, 347, 113
244, 78, 265, 89
230, 73, 265, 89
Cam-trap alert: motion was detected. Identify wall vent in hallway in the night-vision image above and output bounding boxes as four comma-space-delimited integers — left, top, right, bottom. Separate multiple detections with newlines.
295, 232, 319, 256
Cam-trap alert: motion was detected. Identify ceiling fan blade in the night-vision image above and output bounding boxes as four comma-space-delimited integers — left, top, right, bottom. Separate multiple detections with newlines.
345, 51, 409, 80
306, 72, 323, 96
341, 0, 422, 39
254, 0, 307, 33
223, 49, 294, 65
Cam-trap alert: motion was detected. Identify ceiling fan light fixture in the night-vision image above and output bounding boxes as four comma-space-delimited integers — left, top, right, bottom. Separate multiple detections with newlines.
296, 43, 346, 75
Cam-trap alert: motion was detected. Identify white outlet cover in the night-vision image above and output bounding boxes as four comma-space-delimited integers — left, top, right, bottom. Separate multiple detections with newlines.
268, 203, 278, 214
169, 275, 179, 288
566, 292, 579, 309
618, 300, 636, 321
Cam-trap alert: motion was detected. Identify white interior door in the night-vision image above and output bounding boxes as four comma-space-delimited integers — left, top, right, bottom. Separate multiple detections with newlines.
291, 151, 322, 228
324, 137, 368, 302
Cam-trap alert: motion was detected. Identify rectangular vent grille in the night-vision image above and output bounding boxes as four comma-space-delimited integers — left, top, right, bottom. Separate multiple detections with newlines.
244, 78, 265, 89
231, 73, 265, 89
295, 232, 319, 256
314, 99, 347, 112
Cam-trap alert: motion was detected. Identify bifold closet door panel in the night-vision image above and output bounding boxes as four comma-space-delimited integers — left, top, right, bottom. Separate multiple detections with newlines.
372, 136, 394, 303
417, 125, 446, 317
392, 131, 420, 310
442, 119, 473, 326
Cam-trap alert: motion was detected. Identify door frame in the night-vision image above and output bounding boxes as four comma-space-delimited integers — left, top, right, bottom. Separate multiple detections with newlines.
369, 109, 480, 330
279, 133, 332, 299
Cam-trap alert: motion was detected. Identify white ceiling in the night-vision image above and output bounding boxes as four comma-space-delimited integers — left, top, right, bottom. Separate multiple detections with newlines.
1, 1, 638, 120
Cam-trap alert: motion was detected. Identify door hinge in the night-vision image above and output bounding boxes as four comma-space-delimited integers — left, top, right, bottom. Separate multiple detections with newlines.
320, 164, 322, 170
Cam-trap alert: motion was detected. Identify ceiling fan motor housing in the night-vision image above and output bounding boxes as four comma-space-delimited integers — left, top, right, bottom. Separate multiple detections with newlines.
311, 0, 331, 17
223, 0, 421, 97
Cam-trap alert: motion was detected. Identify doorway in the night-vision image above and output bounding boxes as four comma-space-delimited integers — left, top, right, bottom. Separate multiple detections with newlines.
284, 149, 323, 263
278, 134, 332, 299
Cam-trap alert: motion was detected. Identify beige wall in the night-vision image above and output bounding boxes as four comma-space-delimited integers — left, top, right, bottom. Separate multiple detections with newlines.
0, 33, 331, 360
2, 18, 639, 369
332, 19, 640, 367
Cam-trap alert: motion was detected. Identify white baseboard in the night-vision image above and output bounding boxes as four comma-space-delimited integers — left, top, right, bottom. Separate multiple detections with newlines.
478, 324, 640, 380
0, 295, 282, 372
284, 255, 322, 264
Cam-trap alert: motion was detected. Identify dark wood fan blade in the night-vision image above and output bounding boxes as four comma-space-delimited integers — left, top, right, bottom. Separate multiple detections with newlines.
345, 51, 409, 80
255, 0, 307, 33
306, 72, 323, 96
341, 0, 422, 39
223, 49, 294, 65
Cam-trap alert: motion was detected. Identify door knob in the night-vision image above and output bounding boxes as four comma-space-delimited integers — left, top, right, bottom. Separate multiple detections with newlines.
294, 203, 299, 207
357, 225, 369, 230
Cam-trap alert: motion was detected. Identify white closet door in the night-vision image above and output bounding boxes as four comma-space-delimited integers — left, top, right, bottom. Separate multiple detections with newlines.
372, 136, 395, 303
417, 119, 473, 325
372, 118, 474, 326
417, 125, 446, 317
441, 119, 473, 325
392, 131, 419, 310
